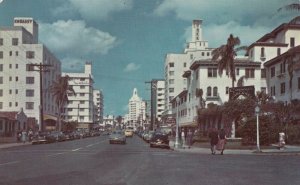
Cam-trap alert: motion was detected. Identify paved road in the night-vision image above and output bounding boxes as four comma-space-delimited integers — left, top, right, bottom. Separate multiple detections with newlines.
0, 135, 299, 185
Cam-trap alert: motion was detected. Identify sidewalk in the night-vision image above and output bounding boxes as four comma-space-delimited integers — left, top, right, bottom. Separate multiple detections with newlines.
169, 140, 300, 155
0, 142, 31, 149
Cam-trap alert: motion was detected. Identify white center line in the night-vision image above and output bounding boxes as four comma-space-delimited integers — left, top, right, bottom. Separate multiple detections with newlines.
72, 147, 82, 152
86, 144, 94, 148
0, 161, 20, 166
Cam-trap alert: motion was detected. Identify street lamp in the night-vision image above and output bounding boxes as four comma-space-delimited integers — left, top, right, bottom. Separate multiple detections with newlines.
255, 105, 261, 152
174, 97, 181, 149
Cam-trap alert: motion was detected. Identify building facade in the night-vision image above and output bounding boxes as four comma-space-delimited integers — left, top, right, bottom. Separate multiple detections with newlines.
0, 17, 61, 131
62, 62, 95, 129
127, 88, 146, 130
93, 89, 104, 125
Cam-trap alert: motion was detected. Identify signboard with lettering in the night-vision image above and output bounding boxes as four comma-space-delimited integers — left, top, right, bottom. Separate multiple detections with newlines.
14, 19, 33, 24
229, 86, 255, 100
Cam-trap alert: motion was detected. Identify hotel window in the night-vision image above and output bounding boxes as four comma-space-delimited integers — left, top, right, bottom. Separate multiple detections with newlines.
290, 37, 295, 47
207, 86, 212, 96
15, 89, 18, 94
184, 62, 187, 67
245, 68, 255, 78
213, 87, 218, 97
169, 71, 174, 76
271, 86, 276, 96
80, 93, 85, 96
25, 102, 34, 110
207, 52, 210, 56
80, 101, 84, 104
236, 68, 239, 76
68, 108, 72, 111
15, 102, 18, 107
0, 64, 2, 71
0, 77, 2, 84
280, 62, 286, 74
12, 38, 18, 46
196, 69, 199, 80
9, 89, 12, 94
9, 51, 12, 56
80, 78, 85, 81
15, 64, 18, 69
9, 64, 12, 69
80, 85, 85, 89
9, 76, 12, 81
15, 51, 18, 56
0, 102, 2, 109
9, 102, 12, 107
169, 88, 174, 93
280, 83, 285, 94
298, 77, 300, 90
26, 89, 34, 97
26, 51, 35, 59
169, 63, 174, 67
0, 89, 2, 96
261, 87, 266, 93
226, 87, 229, 94
67, 93, 73, 96
80, 116, 84, 121
261, 68, 266, 78
277, 48, 281, 56
26, 77, 34, 84
208, 68, 217, 77
0, 51, 3, 59
169, 79, 174, 84
0, 38, 3, 45
201, 52, 204, 56
260, 47, 265, 58
80, 108, 84, 112
26, 64, 34, 71
190, 54, 193, 60
15, 76, 18, 82
271, 67, 275, 78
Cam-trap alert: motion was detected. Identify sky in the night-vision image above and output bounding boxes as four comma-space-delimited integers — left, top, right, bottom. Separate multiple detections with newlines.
0, 0, 298, 116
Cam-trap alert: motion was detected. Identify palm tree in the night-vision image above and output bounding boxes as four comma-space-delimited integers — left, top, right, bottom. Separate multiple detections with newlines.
212, 34, 247, 88
278, 0, 300, 12
50, 75, 75, 131
285, 52, 297, 101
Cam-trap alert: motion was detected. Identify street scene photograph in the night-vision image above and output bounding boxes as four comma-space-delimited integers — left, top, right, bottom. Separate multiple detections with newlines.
0, 0, 300, 185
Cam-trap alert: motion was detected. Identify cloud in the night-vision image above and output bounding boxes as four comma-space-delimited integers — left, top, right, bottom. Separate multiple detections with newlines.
52, 0, 133, 20
182, 21, 271, 48
39, 20, 117, 57
154, 0, 294, 26
60, 57, 86, 72
124, 62, 140, 72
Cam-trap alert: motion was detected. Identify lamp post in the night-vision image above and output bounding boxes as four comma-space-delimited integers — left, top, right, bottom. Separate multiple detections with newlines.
174, 97, 181, 149
255, 105, 261, 152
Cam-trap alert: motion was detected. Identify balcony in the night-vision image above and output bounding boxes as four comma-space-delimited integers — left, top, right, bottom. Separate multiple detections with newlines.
276, 70, 286, 78
206, 94, 220, 101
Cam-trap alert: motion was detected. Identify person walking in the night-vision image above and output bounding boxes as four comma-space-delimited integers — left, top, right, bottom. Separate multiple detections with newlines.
21, 130, 27, 144
218, 129, 226, 155
187, 129, 193, 148
209, 128, 218, 155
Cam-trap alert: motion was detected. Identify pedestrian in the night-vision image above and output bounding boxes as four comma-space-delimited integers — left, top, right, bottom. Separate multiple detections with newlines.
209, 128, 219, 155
21, 130, 27, 144
181, 129, 186, 147
17, 131, 21, 142
187, 129, 193, 148
218, 129, 226, 155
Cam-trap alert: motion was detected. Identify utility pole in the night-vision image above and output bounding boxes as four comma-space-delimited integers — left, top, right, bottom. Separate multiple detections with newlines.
145, 80, 157, 131
28, 63, 52, 132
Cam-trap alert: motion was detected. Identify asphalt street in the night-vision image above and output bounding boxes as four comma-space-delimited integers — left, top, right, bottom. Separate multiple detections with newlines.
0, 135, 299, 185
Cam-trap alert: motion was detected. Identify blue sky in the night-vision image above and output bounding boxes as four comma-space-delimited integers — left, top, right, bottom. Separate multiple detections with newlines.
0, 0, 298, 116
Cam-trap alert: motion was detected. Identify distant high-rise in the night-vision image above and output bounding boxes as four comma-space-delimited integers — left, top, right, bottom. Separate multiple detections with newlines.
127, 88, 146, 130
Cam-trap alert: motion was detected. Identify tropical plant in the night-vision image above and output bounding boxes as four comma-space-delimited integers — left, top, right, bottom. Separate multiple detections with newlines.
50, 75, 75, 131
285, 52, 297, 101
212, 34, 248, 88
278, 1, 300, 12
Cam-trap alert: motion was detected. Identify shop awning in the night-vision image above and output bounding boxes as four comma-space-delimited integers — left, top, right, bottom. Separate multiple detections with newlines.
180, 122, 198, 127
43, 114, 57, 121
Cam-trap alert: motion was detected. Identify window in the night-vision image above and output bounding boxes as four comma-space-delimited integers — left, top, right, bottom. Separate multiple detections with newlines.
80, 86, 85, 89
184, 62, 187, 67
68, 108, 73, 111
15, 76, 18, 82
26, 89, 34, 97
207, 52, 210, 56
169, 63, 174, 67
208, 68, 217, 77
26, 77, 34, 84
169, 71, 174, 76
9, 51, 12, 56
225, 87, 229, 94
9, 76, 12, 81
26, 51, 35, 59
213, 87, 218, 97
260, 47, 265, 58
280, 83, 285, 94
190, 54, 193, 60
15, 51, 18, 56
12, 38, 18, 46
9, 102, 12, 107
261, 68, 266, 78
15, 64, 18, 69
80, 108, 84, 112
0, 64, 2, 71
169, 88, 174, 93
196, 70, 199, 80
298, 77, 300, 90
169, 79, 174, 84
80, 101, 84, 104
80, 93, 85, 96
0, 89, 2, 97
236, 68, 240, 76
0, 51, 3, 59
201, 52, 204, 56
15, 102, 18, 107
25, 102, 34, 110
80, 78, 85, 81
261, 87, 266, 93
271, 86, 276, 96
15, 89, 18, 94
9, 89, 12, 94
280, 62, 286, 74
0, 102, 2, 109
207, 87, 212, 96
271, 67, 275, 78
245, 68, 255, 78
277, 48, 281, 56
26, 64, 35, 71
0, 77, 3, 84
290, 37, 295, 47
9, 64, 12, 69
0, 38, 3, 46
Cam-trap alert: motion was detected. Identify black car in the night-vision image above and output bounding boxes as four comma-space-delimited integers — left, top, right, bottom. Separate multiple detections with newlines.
149, 132, 170, 149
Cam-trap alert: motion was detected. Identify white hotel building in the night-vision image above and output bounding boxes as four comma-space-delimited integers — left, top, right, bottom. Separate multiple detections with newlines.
0, 17, 61, 131
93, 89, 104, 125
63, 62, 96, 129
127, 88, 146, 130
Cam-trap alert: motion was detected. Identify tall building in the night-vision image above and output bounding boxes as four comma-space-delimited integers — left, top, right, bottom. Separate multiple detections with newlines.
127, 88, 146, 130
93, 89, 103, 125
163, 20, 214, 122
149, 79, 165, 129
62, 62, 95, 129
0, 17, 61, 131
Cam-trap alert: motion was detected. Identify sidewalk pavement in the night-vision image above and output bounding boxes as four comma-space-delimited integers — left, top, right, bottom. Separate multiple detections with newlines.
169, 140, 300, 155
0, 142, 31, 149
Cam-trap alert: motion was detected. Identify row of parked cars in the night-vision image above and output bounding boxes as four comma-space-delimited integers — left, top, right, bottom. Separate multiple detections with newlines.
31, 130, 101, 145
136, 130, 170, 149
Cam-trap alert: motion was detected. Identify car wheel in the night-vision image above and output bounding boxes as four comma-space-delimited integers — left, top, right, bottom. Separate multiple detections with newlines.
150, 144, 153, 148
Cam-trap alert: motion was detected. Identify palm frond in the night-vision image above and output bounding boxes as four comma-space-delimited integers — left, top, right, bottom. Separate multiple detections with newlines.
278, 3, 300, 12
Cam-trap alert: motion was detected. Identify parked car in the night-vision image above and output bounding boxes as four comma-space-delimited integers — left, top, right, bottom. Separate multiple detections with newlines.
124, 129, 134, 137
49, 131, 66, 142
109, 130, 126, 144
144, 131, 155, 143
150, 132, 170, 149
31, 132, 47, 145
